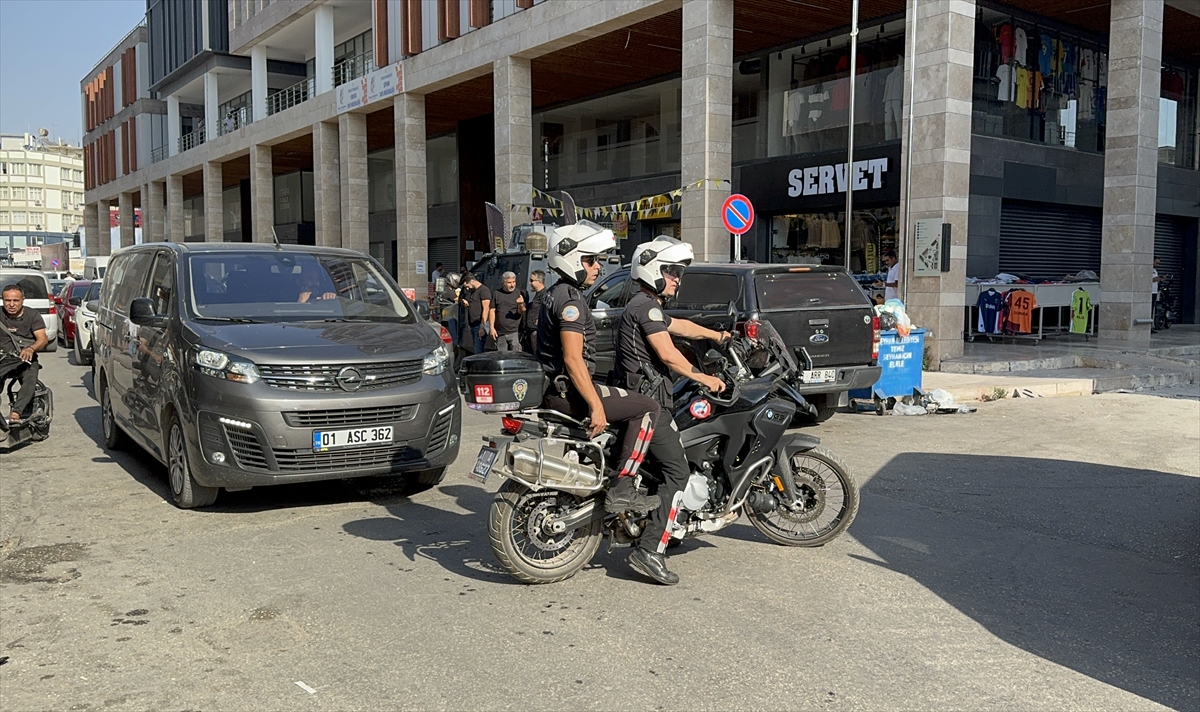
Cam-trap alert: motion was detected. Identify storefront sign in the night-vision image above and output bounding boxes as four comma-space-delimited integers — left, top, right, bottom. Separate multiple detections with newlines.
337, 61, 405, 114
738, 143, 902, 214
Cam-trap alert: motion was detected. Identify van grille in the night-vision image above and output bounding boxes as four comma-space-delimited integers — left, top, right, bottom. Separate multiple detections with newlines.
258, 360, 424, 391
282, 405, 417, 428
221, 422, 270, 470
271, 442, 418, 473
426, 406, 456, 456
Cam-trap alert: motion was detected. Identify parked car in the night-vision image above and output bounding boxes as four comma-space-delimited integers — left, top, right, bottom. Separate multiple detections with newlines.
74, 281, 103, 365
58, 279, 93, 348
0, 268, 59, 351
92, 243, 460, 508
585, 263, 882, 422
49, 278, 71, 298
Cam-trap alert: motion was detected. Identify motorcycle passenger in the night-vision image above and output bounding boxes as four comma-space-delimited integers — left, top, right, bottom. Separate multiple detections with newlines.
615, 236, 730, 586
536, 221, 660, 514
0, 283, 49, 424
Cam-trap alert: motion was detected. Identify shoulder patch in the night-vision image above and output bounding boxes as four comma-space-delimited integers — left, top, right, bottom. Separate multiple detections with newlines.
647, 307, 664, 322
562, 305, 580, 322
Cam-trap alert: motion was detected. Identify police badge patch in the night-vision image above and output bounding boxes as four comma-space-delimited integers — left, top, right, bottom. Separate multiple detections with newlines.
648, 307, 664, 322
513, 378, 528, 401
562, 305, 580, 322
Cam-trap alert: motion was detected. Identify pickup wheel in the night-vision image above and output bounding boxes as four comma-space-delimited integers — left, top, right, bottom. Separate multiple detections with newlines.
793, 394, 838, 426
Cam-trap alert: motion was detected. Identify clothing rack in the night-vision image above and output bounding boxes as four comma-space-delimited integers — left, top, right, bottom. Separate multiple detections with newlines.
963, 282, 1100, 343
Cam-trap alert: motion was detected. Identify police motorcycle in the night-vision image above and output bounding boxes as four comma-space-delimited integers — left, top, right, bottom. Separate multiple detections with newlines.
0, 350, 53, 449
461, 316, 859, 585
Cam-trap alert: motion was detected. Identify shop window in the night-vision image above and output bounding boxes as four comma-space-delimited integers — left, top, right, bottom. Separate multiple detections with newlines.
768, 208, 897, 274
427, 135, 458, 207
972, 7, 1106, 153
1160, 63, 1197, 169
368, 148, 395, 214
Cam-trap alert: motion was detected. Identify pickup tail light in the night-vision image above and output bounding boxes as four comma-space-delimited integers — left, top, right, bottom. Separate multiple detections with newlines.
439, 325, 452, 344
735, 319, 760, 340
871, 314, 881, 360
48, 303, 57, 315
501, 416, 524, 435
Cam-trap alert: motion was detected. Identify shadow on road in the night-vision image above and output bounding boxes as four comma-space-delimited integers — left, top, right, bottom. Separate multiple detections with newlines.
854, 453, 1199, 710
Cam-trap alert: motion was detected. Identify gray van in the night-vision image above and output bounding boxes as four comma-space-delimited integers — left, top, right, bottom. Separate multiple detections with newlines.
93, 243, 460, 508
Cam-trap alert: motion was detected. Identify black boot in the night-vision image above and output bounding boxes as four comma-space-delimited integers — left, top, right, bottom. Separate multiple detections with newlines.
628, 547, 679, 585
605, 476, 659, 514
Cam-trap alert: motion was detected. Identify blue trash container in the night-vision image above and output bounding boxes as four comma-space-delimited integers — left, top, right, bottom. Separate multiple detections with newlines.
850, 328, 925, 413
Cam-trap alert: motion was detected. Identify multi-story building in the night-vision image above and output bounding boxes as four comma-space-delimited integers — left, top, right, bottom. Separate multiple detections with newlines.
0, 133, 85, 255
81, 0, 1198, 364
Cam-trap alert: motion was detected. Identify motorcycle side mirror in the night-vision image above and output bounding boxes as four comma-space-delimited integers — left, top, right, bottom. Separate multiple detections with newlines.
702, 349, 725, 367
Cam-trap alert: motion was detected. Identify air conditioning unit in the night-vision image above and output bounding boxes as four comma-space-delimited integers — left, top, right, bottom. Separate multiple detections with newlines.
33, 200, 43, 206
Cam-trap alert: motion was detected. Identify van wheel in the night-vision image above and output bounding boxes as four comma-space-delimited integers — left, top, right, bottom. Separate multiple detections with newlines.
403, 467, 447, 495
100, 376, 125, 450
44, 340, 58, 353
167, 415, 217, 509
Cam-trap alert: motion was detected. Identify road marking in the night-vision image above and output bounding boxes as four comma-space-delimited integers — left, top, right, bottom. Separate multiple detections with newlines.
295, 681, 317, 694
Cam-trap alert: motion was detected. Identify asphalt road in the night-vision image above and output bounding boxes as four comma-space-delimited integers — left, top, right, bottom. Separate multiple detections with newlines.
2, 349, 1198, 711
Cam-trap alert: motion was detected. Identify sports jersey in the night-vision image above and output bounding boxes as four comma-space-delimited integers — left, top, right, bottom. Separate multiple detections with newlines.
535, 281, 596, 376
614, 290, 674, 387
1070, 288, 1092, 334
1004, 289, 1037, 334
976, 289, 1004, 334
1038, 34, 1054, 75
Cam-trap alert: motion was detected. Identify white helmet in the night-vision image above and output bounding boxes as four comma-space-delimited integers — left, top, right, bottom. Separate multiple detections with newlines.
632, 236, 694, 295
548, 220, 616, 286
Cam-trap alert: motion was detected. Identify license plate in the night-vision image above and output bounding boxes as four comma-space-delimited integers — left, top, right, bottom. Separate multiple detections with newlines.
312, 426, 393, 452
469, 446, 498, 483
801, 369, 838, 384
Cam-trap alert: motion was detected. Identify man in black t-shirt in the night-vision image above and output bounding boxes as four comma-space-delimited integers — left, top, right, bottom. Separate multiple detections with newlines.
460, 273, 492, 353
489, 271, 526, 351
523, 269, 546, 353
1, 283, 49, 423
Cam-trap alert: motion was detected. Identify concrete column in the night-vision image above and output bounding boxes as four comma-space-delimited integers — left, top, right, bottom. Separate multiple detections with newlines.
145, 180, 165, 243
167, 175, 184, 242
96, 199, 111, 256
250, 144, 274, 243
315, 4, 334, 94
897, 0, 975, 368
339, 112, 369, 254
118, 191, 136, 248
204, 71, 220, 142
313, 120, 342, 247
494, 56, 532, 244
1099, 0, 1163, 340
167, 95, 180, 156
394, 92, 428, 290
203, 161, 223, 242
680, 0, 733, 262
83, 201, 100, 257
251, 45, 268, 123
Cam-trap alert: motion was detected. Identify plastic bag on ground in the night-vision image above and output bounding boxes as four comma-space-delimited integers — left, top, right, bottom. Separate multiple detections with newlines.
892, 402, 927, 416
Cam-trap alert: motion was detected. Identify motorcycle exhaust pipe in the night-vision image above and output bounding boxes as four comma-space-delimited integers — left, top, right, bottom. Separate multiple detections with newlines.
507, 442, 602, 494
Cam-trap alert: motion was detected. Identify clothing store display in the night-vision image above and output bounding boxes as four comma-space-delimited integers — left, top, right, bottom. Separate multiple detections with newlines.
976, 289, 1005, 334
883, 62, 904, 139
1038, 34, 1054, 75
1070, 288, 1092, 334
1081, 48, 1096, 81
997, 64, 1015, 102
1016, 67, 1031, 109
1098, 52, 1107, 86
1014, 28, 1028, 66
997, 24, 1013, 63
1004, 289, 1037, 334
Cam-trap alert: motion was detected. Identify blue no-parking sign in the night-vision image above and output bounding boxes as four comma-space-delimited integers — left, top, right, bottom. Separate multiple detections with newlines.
721, 194, 755, 235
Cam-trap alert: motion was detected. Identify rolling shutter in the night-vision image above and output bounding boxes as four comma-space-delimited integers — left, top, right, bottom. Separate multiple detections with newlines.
1154, 214, 1185, 291
999, 200, 1102, 280
428, 236, 461, 274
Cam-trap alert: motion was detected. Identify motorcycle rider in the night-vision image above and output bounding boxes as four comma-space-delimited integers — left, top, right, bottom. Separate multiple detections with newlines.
615, 236, 729, 585
1, 283, 49, 425
536, 221, 660, 514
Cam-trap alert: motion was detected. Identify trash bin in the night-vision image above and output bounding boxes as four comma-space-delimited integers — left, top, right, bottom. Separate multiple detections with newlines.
850, 328, 925, 415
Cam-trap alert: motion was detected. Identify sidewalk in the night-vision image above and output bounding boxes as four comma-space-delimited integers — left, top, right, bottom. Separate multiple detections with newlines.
923, 325, 1200, 402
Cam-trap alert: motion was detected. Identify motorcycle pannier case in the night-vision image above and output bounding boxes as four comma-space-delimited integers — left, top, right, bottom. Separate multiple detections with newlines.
458, 352, 547, 412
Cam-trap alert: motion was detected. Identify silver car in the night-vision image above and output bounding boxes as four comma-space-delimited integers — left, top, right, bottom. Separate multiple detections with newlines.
92, 243, 460, 508
0, 268, 59, 351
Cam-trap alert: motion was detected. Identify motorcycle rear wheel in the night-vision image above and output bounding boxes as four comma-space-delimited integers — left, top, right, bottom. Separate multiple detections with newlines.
488, 480, 603, 584
747, 446, 859, 547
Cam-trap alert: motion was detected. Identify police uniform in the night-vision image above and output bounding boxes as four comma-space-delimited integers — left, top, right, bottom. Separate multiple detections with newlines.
614, 288, 691, 556
535, 281, 661, 483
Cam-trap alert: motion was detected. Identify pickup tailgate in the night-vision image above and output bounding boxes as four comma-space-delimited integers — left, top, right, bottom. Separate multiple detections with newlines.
753, 271, 874, 369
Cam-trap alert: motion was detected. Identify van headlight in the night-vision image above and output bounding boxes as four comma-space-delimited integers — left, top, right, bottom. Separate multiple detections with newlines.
423, 344, 450, 375
193, 348, 261, 384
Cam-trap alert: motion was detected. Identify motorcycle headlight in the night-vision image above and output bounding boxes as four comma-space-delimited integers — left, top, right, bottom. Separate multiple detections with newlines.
193, 348, 261, 384
423, 344, 450, 375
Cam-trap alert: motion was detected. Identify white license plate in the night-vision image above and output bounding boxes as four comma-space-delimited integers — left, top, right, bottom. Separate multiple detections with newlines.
312, 426, 393, 452
801, 369, 838, 384
469, 446, 498, 483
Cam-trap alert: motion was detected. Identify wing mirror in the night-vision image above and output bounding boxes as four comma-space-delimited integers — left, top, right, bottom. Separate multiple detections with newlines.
702, 348, 725, 367
129, 297, 166, 328
68, 296, 82, 306
414, 300, 431, 320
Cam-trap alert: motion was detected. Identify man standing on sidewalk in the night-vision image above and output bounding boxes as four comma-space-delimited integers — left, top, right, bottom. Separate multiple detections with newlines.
490, 271, 526, 352
460, 273, 492, 353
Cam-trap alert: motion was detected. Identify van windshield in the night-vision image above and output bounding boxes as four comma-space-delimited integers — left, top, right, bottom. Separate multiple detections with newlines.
186, 252, 414, 323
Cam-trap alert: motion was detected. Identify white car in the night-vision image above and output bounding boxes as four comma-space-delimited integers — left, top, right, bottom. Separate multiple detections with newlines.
0, 268, 58, 351
73, 280, 102, 366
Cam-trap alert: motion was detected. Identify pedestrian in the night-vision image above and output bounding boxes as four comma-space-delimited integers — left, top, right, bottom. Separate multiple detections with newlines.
431, 262, 444, 285
523, 269, 546, 353
1151, 256, 1162, 332
875, 249, 900, 302
489, 271, 525, 352
460, 273, 491, 353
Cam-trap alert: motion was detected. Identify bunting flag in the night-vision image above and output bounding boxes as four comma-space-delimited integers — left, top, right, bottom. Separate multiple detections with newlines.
504, 179, 730, 222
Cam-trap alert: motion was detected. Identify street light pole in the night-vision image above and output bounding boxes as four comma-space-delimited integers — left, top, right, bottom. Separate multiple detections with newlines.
844, 0, 860, 271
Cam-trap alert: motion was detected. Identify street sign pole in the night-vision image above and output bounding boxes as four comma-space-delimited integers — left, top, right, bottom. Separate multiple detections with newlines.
721, 194, 755, 264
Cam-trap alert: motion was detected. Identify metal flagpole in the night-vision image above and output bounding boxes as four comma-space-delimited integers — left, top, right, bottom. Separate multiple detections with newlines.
844, 0, 860, 271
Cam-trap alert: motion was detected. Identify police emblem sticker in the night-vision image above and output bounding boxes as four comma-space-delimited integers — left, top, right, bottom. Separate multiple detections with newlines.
562, 305, 580, 322
689, 399, 712, 419
513, 378, 529, 401
648, 307, 664, 322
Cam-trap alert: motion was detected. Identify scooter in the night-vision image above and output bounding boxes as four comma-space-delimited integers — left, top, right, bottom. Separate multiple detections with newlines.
0, 354, 53, 449
1154, 278, 1175, 331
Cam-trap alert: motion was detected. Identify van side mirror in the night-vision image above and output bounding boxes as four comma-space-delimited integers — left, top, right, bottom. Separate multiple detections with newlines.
129, 297, 166, 328
414, 300, 431, 320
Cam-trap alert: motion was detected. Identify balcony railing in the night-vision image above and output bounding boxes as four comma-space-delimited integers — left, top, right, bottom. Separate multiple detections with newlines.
333, 50, 374, 87
267, 77, 316, 116
218, 106, 251, 136
150, 145, 166, 164
179, 127, 205, 153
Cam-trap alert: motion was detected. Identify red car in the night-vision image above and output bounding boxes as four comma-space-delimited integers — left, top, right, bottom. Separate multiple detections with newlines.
57, 280, 93, 347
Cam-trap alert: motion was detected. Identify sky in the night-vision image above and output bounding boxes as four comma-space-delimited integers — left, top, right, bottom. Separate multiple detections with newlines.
0, 0, 147, 145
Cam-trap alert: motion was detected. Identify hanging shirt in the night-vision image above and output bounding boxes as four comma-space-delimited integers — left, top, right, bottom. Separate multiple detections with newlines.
1078, 80, 1095, 119
1064, 43, 1077, 76
1004, 289, 1037, 334
1032, 72, 1045, 110
1015, 67, 1031, 109
977, 289, 1005, 334
1098, 52, 1108, 86
1081, 48, 1096, 81
996, 64, 1015, 102
1038, 34, 1054, 75
1070, 289, 1092, 334
1054, 40, 1065, 75
1014, 28, 1028, 66
996, 24, 1013, 64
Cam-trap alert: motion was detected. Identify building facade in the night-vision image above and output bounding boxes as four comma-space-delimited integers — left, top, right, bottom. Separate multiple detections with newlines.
81, 0, 1199, 366
0, 134, 85, 257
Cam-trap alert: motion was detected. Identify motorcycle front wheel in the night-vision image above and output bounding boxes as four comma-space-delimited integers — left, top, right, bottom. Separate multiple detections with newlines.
488, 480, 603, 584
747, 446, 859, 547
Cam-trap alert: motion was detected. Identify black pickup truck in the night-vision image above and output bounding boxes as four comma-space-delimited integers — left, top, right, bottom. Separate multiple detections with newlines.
585, 263, 881, 421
